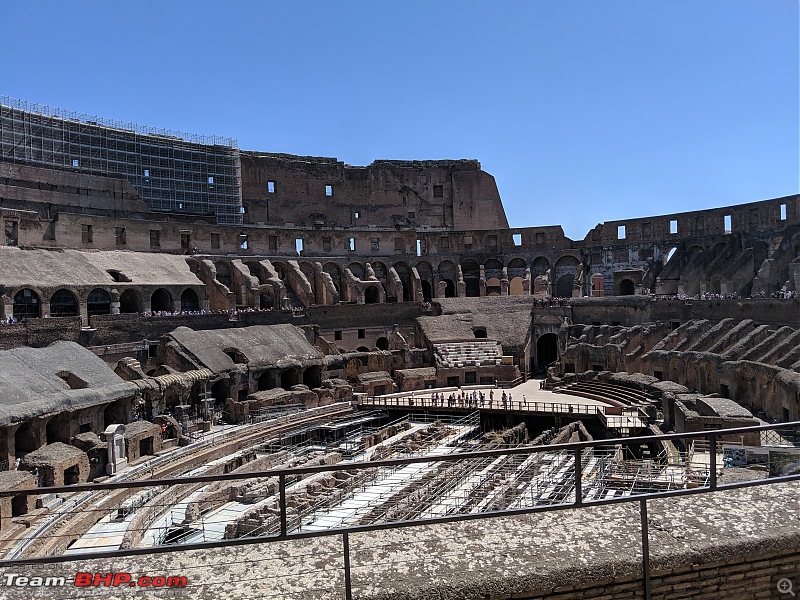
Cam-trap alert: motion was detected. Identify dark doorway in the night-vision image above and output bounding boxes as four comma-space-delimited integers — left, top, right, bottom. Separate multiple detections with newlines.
64, 465, 80, 485
619, 279, 635, 296
258, 371, 275, 391
120, 289, 140, 313
50, 289, 78, 317
151, 289, 173, 312
536, 333, 559, 371
465, 280, 480, 297
139, 437, 154, 457
87, 288, 112, 317
281, 369, 298, 389
303, 366, 322, 388
421, 280, 432, 301
376, 337, 389, 351
181, 289, 200, 312
443, 279, 456, 298
364, 287, 379, 304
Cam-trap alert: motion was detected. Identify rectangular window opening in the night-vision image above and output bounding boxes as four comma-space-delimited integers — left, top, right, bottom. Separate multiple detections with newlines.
348, 237, 355, 251
143, 169, 150, 178
149, 230, 160, 248
5, 221, 19, 246
416, 239, 422, 256
267, 181, 275, 193
208, 176, 214, 184
724, 215, 732, 234
323, 236, 331, 252
617, 225, 626, 240
239, 234, 249, 250
354, 211, 360, 220
334, 330, 342, 341
211, 233, 220, 249
295, 238, 304, 255
115, 227, 126, 246
71, 159, 79, 168
512, 233, 522, 246
780, 204, 787, 220
325, 185, 333, 197
370, 237, 379, 251
433, 185, 443, 198
82, 224, 93, 244
670, 219, 678, 234
358, 329, 366, 339
269, 235, 278, 252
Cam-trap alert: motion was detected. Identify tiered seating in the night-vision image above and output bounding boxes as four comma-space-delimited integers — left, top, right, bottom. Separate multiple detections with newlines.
433, 341, 502, 368
554, 381, 653, 407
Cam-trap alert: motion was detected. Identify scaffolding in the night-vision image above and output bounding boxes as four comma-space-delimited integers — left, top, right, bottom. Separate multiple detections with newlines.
0, 96, 243, 224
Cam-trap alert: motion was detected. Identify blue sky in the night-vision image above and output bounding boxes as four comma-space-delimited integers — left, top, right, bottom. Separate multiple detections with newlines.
1, 0, 797, 240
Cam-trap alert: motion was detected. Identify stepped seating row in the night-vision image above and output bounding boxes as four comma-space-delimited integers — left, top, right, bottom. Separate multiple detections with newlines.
433, 341, 502, 368
555, 381, 652, 408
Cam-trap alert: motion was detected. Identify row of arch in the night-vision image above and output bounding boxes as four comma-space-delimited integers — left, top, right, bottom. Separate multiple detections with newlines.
9, 287, 201, 319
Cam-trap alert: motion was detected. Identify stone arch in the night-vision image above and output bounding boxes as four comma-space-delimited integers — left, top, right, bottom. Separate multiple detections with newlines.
13, 288, 41, 319
438, 260, 457, 298
348, 262, 364, 279
664, 246, 678, 265
393, 261, 413, 301
531, 256, 550, 278
299, 262, 316, 295
280, 368, 299, 389
151, 288, 173, 312
87, 288, 112, 317
119, 289, 140, 314
461, 259, 480, 297
214, 260, 233, 289
50, 288, 79, 317
536, 333, 559, 370
180, 288, 200, 312
416, 261, 434, 300
484, 258, 503, 273
257, 371, 275, 391
554, 256, 579, 298
323, 262, 343, 294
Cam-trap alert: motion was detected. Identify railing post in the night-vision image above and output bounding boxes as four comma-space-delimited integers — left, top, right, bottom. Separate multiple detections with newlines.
279, 473, 287, 536
640, 498, 652, 600
709, 433, 717, 489
343, 531, 353, 600
574, 447, 582, 505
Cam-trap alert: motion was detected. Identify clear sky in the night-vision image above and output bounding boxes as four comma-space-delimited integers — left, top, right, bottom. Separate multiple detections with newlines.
1, 0, 797, 240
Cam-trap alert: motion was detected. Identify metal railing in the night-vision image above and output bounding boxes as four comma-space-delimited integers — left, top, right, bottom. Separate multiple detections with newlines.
0, 421, 797, 600
358, 394, 605, 416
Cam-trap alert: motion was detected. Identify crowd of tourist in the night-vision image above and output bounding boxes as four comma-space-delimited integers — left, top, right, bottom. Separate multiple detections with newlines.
649, 290, 797, 301
409, 389, 527, 410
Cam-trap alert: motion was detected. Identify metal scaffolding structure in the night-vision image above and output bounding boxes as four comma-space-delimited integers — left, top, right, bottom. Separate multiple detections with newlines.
0, 96, 243, 224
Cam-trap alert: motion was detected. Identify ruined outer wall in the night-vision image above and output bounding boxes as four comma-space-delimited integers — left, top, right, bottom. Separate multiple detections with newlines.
240, 153, 509, 231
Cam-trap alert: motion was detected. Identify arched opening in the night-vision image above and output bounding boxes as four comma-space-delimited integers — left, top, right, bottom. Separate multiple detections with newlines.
376, 337, 389, 351
421, 280, 433, 300
323, 262, 342, 294
260, 291, 274, 310
13, 289, 40, 319
443, 279, 456, 297
619, 279, 635, 296
280, 369, 299, 389
119, 289, 140, 314
50, 289, 78, 317
348, 262, 364, 280
531, 257, 550, 278
664, 247, 678, 265
87, 288, 111, 317
151, 289, 173, 312
210, 380, 229, 402
536, 333, 559, 371
214, 261, 233, 289
257, 371, 275, 391
393, 262, 412, 302
555, 274, 574, 298
14, 422, 38, 454
302, 366, 322, 388
364, 286, 379, 304
461, 259, 480, 297
180, 289, 200, 312
473, 328, 487, 339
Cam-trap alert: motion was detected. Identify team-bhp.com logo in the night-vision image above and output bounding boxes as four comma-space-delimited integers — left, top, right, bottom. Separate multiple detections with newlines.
3, 572, 188, 588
